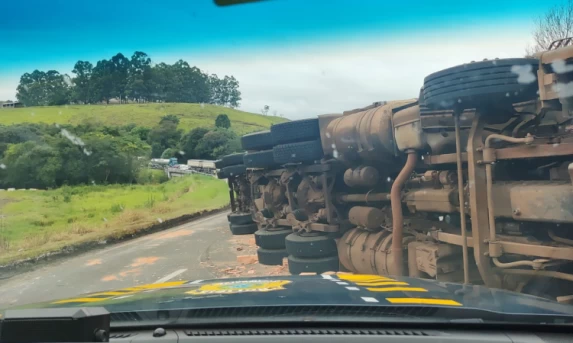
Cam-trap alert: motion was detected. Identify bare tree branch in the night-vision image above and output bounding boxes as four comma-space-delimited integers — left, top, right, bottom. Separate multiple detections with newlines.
528, 0, 573, 55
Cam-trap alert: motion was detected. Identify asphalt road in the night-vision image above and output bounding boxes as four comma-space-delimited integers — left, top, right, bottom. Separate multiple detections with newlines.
0, 211, 243, 309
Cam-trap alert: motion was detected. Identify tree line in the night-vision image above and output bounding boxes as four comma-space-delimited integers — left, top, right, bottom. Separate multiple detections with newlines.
0, 114, 240, 189
16, 51, 241, 108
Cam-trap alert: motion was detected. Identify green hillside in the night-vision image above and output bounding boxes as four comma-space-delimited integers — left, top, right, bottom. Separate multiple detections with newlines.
0, 103, 287, 134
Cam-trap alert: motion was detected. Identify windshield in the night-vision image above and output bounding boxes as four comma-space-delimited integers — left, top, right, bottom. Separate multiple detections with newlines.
2, 0, 573, 326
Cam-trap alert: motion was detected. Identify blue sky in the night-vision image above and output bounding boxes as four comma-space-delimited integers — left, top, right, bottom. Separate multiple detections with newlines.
0, 0, 558, 117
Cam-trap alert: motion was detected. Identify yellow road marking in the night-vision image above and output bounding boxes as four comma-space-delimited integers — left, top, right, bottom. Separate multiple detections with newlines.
356, 281, 409, 286
386, 298, 462, 306
53, 297, 106, 304
367, 287, 428, 292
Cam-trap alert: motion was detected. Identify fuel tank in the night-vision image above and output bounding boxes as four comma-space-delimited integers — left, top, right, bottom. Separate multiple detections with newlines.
322, 100, 416, 168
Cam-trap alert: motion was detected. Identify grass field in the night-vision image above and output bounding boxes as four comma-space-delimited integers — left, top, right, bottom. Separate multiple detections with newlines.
0, 175, 229, 265
0, 103, 287, 135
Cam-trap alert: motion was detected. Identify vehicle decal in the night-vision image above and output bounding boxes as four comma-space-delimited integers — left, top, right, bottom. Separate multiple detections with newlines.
386, 298, 462, 306
356, 281, 409, 286
53, 297, 110, 304
50, 281, 187, 304
365, 287, 428, 293
335, 274, 463, 306
186, 280, 291, 295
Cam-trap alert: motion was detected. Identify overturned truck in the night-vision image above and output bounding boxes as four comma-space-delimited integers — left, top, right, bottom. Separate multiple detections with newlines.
218, 40, 573, 300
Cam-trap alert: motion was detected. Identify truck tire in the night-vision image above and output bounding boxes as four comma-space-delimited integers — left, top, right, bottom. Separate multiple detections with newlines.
285, 233, 338, 258
254, 227, 291, 249
216, 170, 227, 179
228, 213, 253, 225
243, 150, 276, 169
241, 130, 273, 151
287, 255, 340, 275
230, 222, 258, 235
221, 164, 246, 177
273, 140, 324, 165
257, 248, 287, 266
219, 153, 246, 168
423, 58, 539, 110
271, 118, 320, 145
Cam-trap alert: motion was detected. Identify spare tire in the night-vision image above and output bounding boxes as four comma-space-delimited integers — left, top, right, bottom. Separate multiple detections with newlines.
285, 233, 338, 258
241, 130, 273, 151
273, 140, 324, 165
423, 58, 539, 110
221, 164, 246, 178
219, 153, 246, 168
271, 118, 320, 145
254, 227, 291, 249
257, 248, 287, 266
287, 255, 340, 275
243, 150, 276, 169
230, 222, 258, 235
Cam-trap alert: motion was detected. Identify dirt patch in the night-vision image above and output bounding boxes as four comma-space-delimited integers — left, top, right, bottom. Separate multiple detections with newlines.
202, 232, 289, 278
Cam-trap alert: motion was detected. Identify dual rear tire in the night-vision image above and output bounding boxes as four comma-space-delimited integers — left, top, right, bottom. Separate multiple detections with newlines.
285, 232, 339, 274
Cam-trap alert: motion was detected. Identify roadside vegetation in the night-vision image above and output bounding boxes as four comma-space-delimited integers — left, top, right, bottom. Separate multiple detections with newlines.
0, 175, 229, 265
0, 110, 284, 190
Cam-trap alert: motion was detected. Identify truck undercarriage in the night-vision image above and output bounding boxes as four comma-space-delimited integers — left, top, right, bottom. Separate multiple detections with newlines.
217, 40, 573, 302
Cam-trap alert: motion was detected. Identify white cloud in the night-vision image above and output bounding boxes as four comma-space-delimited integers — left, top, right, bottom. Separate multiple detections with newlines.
186, 28, 532, 119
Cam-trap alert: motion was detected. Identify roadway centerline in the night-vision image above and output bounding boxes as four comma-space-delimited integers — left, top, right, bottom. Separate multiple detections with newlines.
154, 269, 188, 284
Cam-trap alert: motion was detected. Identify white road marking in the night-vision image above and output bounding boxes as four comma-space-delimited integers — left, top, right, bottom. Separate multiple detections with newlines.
154, 269, 187, 284
361, 297, 379, 303
321, 275, 334, 279
346, 287, 360, 291
336, 282, 349, 285
188, 279, 204, 284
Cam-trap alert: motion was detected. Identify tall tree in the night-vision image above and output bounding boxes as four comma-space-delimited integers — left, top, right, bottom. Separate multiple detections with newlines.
16, 70, 70, 106
110, 53, 130, 103
209, 74, 242, 108
71, 61, 93, 104
127, 51, 152, 102
91, 59, 114, 104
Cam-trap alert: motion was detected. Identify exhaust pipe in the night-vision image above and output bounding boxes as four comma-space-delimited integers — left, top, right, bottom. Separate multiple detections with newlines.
390, 151, 417, 276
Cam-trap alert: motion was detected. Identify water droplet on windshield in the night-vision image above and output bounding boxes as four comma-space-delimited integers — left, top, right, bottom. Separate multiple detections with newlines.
553, 82, 573, 98
387, 177, 392, 182
325, 132, 331, 138
438, 216, 444, 221
0, 164, 6, 169
511, 64, 536, 84
552, 59, 573, 74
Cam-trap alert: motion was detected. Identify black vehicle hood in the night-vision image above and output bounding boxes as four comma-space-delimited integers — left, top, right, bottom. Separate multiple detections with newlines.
8, 274, 573, 321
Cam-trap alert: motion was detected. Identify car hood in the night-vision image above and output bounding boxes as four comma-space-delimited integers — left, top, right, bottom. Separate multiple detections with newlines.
7, 274, 573, 320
